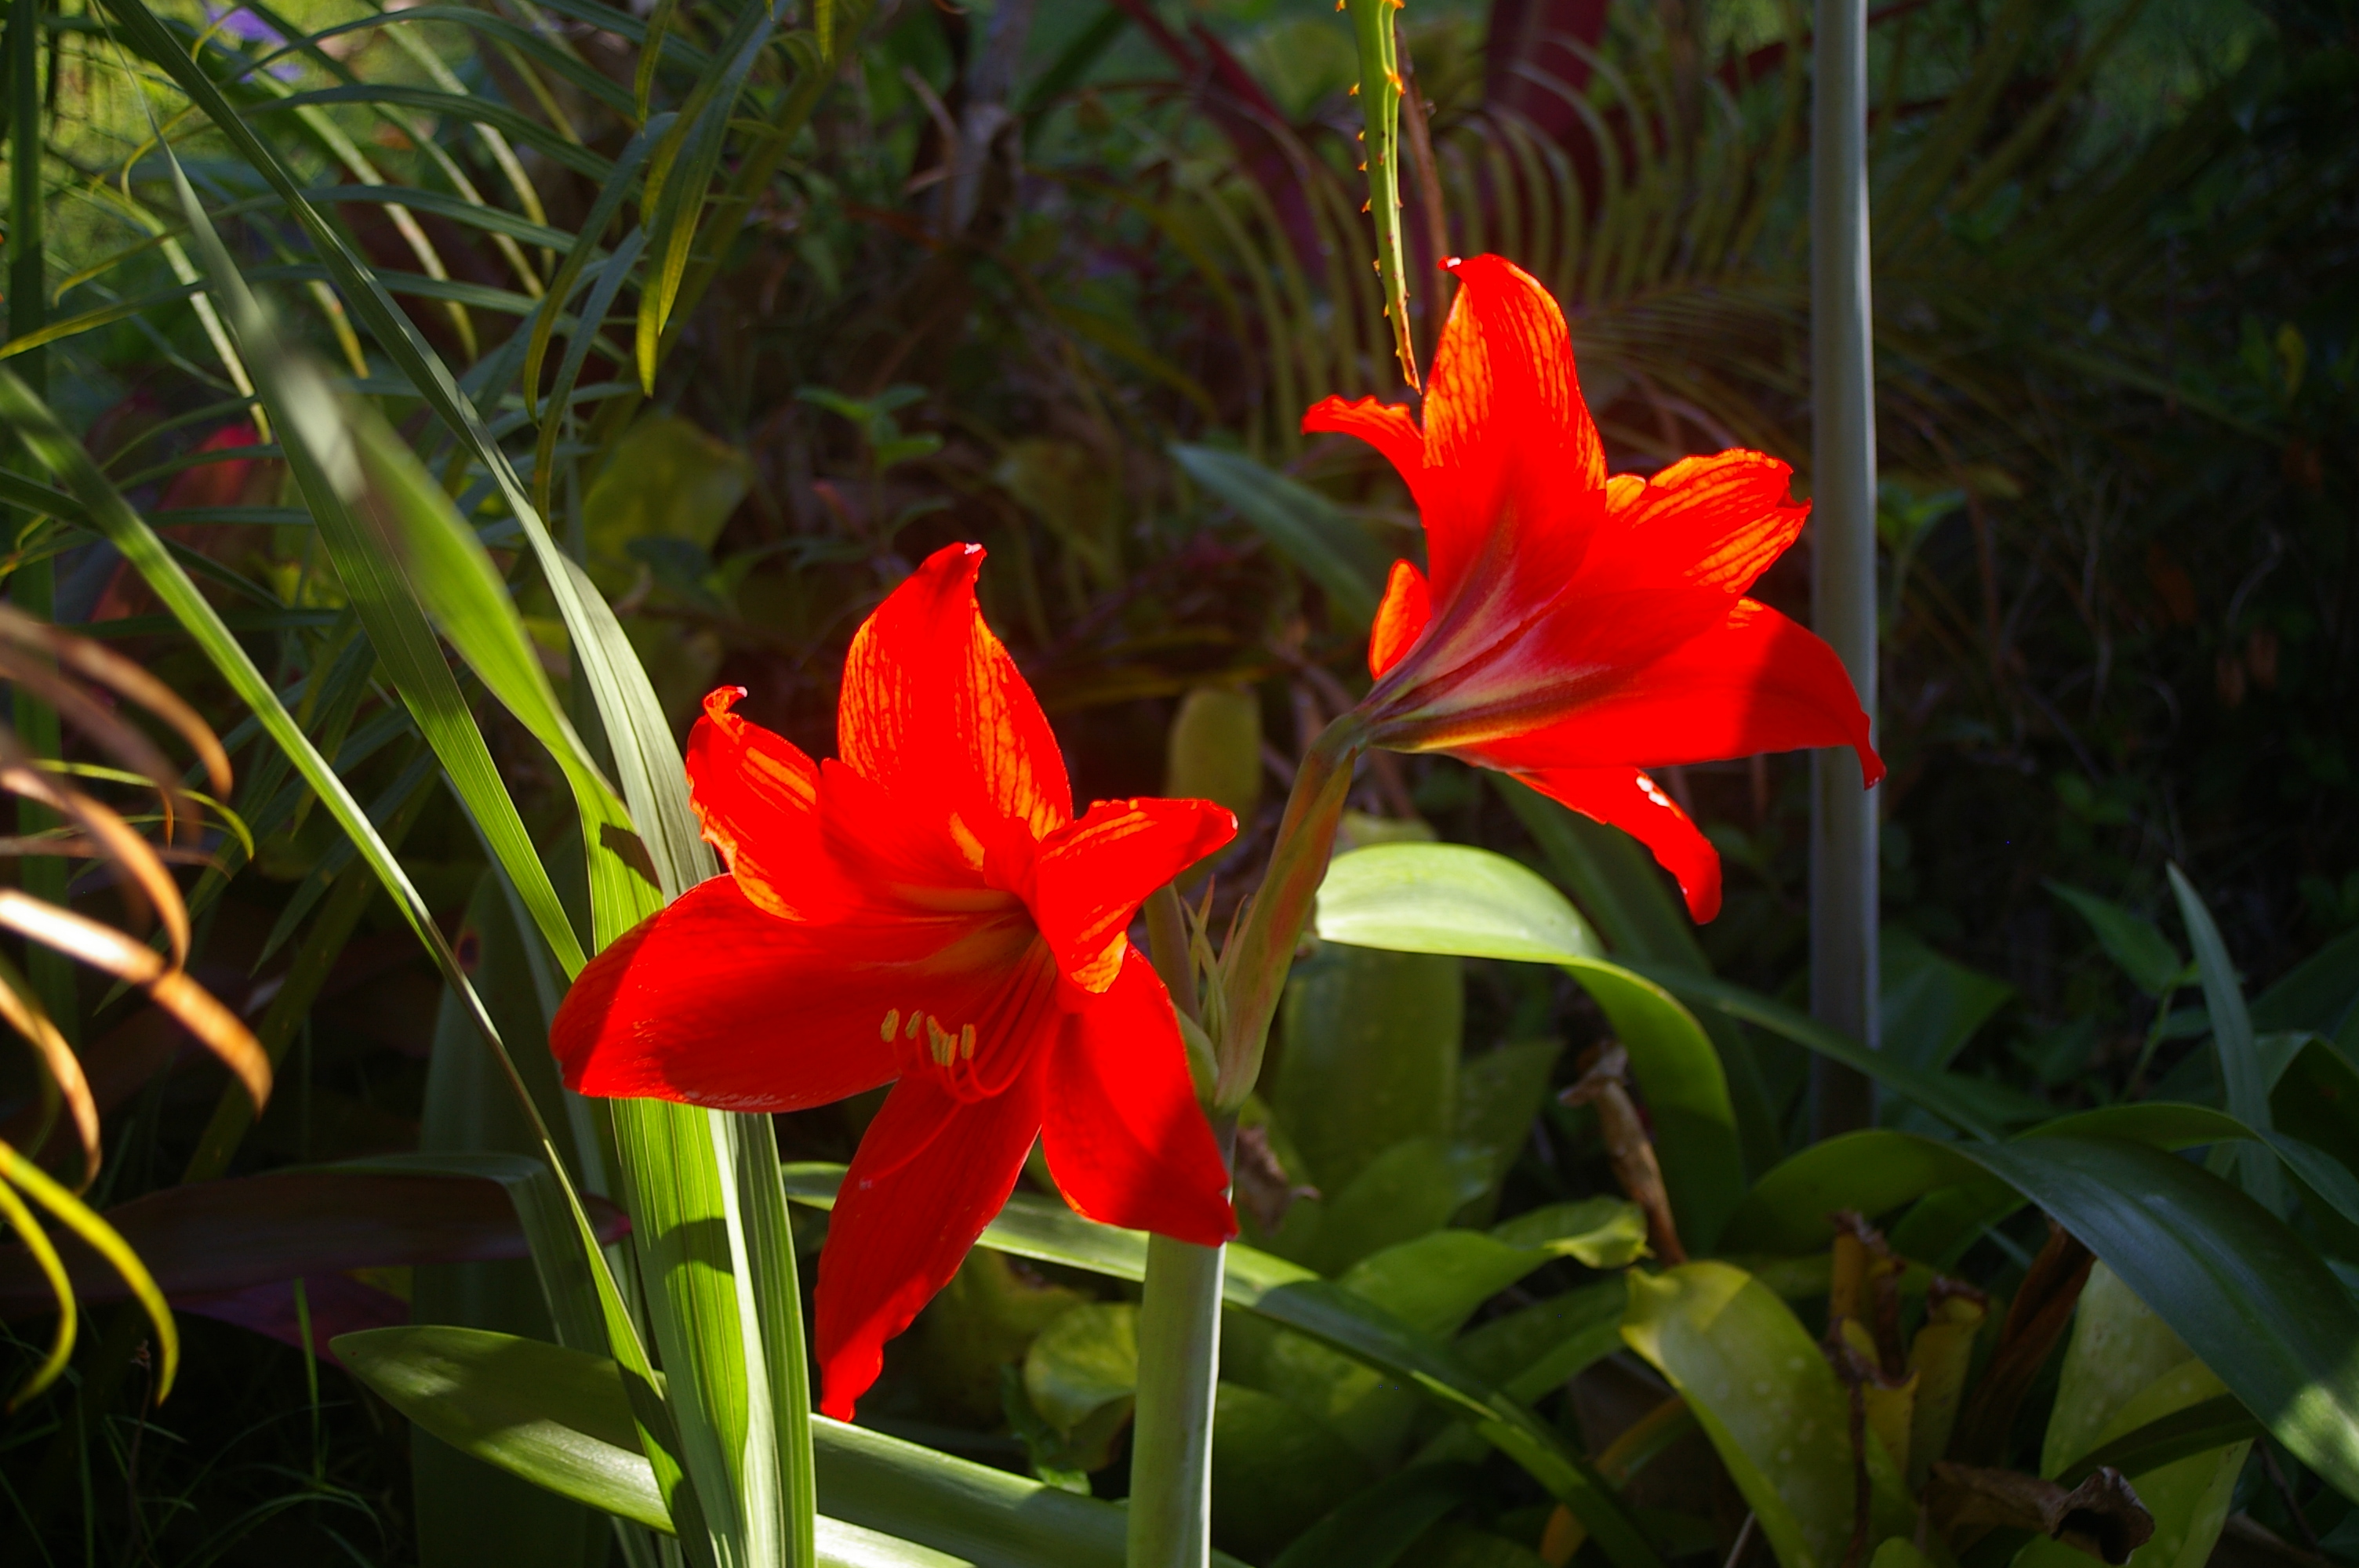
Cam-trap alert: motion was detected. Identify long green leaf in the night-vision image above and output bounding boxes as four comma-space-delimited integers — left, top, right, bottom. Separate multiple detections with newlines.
0, 368, 690, 1546
160, 152, 592, 982
1314, 843, 1748, 1250
2168, 864, 2280, 1210
1723, 1103, 2249, 1255
1624, 961, 2005, 1140
1171, 444, 1389, 629
336, 1324, 1233, 1568
781, 1166, 1665, 1568
1951, 1135, 2359, 1497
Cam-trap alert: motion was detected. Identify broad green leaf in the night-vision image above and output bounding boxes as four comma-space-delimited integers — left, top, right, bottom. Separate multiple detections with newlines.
1493, 779, 1783, 1174
1622, 1262, 1913, 1568
1452, 1040, 1564, 1224
1724, 1131, 1986, 1255
1274, 941, 1460, 1196
1488, 1199, 1650, 1272
1023, 1302, 1139, 1444
1285, 1135, 1488, 1275
581, 413, 754, 593
1952, 1136, 2359, 1497
1170, 444, 1389, 628
2026, 1276, 2249, 1568
2264, 1131, 2359, 1229
1315, 843, 1745, 1250
2170, 865, 2280, 1210
1315, 842, 1602, 964
1340, 1203, 1643, 1345
2041, 1263, 2207, 1475
2049, 880, 2188, 998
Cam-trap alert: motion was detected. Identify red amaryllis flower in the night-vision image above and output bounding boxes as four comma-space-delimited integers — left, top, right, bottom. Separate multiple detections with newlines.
1304, 255, 1883, 922
551, 543, 1238, 1417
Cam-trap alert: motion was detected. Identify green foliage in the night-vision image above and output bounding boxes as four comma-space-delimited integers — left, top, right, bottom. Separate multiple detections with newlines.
0, 0, 2353, 1560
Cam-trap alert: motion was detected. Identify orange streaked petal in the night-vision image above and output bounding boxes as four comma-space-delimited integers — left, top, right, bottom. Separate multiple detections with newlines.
1027, 797, 1237, 991
1474, 600, 1882, 783
838, 543, 1073, 856
1042, 948, 1235, 1245
813, 1062, 1047, 1419
1507, 765, 1723, 924
1368, 559, 1432, 679
1576, 450, 1808, 601
1419, 256, 1606, 594
550, 875, 1021, 1111
687, 687, 833, 918
1303, 394, 1427, 499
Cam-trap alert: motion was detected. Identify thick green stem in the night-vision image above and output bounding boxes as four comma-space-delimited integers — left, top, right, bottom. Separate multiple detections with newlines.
1126, 1120, 1234, 1568
1212, 713, 1364, 1110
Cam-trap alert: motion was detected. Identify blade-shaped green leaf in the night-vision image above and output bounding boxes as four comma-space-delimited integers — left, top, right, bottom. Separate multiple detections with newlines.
1624, 961, 2005, 1141
1724, 1103, 2250, 1255
158, 155, 593, 983
2169, 864, 2280, 1210
1171, 444, 1389, 629
334, 1327, 962, 1566
2048, 880, 2187, 999
1952, 1135, 2359, 1498
781, 1166, 1665, 1568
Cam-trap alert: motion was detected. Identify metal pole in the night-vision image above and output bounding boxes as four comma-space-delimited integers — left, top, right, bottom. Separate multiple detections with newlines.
1809, 0, 1878, 1138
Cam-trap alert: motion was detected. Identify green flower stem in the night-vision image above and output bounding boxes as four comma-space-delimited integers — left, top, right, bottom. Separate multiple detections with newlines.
1125, 1121, 1234, 1568
1210, 712, 1365, 1112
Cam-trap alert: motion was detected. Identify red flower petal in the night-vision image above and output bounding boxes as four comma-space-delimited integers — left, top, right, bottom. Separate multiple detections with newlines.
1576, 451, 1808, 601
551, 875, 1027, 1110
813, 1062, 1047, 1419
686, 688, 835, 919
1368, 560, 1432, 679
837, 543, 1074, 860
1475, 601, 1882, 783
1420, 256, 1607, 597
1041, 949, 1235, 1245
1303, 394, 1430, 510
1507, 765, 1723, 923
1028, 798, 1237, 991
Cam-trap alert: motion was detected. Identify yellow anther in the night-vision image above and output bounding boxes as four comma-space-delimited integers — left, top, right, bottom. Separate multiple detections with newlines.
959, 1024, 976, 1060
906, 1011, 924, 1040
926, 1017, 954, 1066
880, 1009, 900, 1042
